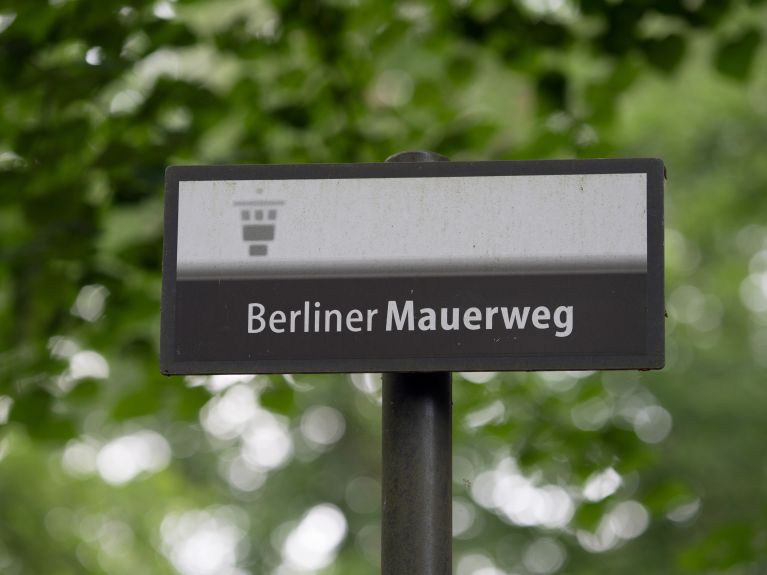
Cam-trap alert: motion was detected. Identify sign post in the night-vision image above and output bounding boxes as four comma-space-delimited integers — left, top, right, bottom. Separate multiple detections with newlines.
382, 371, 451, 575
381, 151, 452, 575
161, 153, 664, 575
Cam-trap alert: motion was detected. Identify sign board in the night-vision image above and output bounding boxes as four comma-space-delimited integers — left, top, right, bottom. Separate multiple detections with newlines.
161, 159, 664, 374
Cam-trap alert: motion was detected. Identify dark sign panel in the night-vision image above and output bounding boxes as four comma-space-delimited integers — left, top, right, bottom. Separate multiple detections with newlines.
161, 159, 664, 374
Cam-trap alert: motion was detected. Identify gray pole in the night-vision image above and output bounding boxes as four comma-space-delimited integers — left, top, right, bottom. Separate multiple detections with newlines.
381, 150, 452, 575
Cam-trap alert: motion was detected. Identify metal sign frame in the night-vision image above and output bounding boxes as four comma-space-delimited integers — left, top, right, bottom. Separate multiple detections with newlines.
161, 158, 664, 374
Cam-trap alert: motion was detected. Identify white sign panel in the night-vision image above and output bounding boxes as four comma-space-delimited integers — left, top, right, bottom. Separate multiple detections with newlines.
176, 173, 647, 278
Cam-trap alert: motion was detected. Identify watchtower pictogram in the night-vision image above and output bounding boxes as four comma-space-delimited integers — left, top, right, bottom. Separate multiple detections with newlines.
234, 199, 285, 256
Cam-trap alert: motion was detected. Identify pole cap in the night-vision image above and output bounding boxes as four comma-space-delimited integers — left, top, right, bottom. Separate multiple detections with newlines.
385, 150, 450, 163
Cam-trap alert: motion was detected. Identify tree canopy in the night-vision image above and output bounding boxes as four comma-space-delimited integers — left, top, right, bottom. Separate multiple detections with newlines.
1, 0, 767, 573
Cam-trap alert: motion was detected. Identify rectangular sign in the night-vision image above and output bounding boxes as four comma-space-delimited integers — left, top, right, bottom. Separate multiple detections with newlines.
161, 159, 664, 374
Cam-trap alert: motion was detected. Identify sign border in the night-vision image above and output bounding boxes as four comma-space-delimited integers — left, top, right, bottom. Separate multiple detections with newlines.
161, 158, 664, 374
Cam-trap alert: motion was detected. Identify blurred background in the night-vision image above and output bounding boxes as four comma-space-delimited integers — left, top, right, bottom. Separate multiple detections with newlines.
1, 0, 767, 573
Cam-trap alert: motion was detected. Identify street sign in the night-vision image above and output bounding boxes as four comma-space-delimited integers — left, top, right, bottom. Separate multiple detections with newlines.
161, 159, 664, 374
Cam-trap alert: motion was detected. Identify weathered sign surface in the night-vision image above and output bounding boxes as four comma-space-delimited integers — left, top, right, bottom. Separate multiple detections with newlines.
161, 159, 664, 374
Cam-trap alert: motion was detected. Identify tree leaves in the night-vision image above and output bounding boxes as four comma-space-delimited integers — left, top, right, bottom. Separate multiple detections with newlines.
714, 28, 763, 81
1, 0, 767, 573
642, 35, 687, 74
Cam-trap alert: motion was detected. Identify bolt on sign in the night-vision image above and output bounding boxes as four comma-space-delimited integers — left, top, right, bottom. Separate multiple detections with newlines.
161, 159, 664, 374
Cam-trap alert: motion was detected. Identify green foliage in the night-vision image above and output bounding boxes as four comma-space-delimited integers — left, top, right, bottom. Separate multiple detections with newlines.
1, 0, 767, 573
715, 27, 762, 80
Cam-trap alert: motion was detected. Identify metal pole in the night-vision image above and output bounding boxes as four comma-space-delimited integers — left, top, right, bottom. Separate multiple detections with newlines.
382, 372, 452, 575
382, 150, 452, 575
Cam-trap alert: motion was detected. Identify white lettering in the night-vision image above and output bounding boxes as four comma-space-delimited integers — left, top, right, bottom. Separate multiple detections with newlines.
246, 301, 573, 337
325, 309, 342, 332
485, 307, 499, 329
532, 306, 550, 329
387, 300, 414, 331
248, 303, 266, 334
463, 307, 482, 330
440, 308, 460, 330
269, 310, 286, 333
367, 308, 379, 331
346, 309, 363, 332
501, 306, 530, 330
554, 306, 573, 337
418, 307, 437, 331
290, 309, 301, 332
